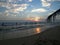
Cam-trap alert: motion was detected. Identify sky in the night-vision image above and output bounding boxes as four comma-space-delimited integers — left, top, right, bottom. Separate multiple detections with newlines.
0, 0, 60, 21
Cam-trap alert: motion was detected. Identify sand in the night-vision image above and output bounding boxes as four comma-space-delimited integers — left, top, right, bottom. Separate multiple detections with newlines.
0, 25, 60, 45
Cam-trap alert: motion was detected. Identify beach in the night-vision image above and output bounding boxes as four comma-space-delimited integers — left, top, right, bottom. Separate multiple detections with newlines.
0, 0, 60, 45
0, 25, 60, 45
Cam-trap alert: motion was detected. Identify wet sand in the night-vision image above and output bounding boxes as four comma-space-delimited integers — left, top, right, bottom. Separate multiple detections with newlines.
0, 25, 60, 45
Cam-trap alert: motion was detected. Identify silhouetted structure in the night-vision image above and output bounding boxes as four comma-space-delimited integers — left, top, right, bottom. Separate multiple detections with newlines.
47, 9, 60, 23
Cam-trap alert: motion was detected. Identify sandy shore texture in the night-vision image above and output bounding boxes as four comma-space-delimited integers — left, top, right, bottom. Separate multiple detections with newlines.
0, 25, 60, 45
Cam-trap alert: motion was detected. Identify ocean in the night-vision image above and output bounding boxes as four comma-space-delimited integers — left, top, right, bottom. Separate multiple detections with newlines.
0, 20, 60, 40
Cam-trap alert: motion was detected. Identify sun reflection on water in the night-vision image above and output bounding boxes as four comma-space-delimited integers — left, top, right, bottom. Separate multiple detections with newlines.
35, 27, 41, 33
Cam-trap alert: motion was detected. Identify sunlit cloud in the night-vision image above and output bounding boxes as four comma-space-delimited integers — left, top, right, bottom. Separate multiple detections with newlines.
28, 0, 32, 2
10, 4, 29, 13
26, 16, 40, 21
8, 0, 22, 3
0, 0, 29, 18
41, 0, 51, 7
9, 0, 33, 3
0, 0, 29, 12
9, 0, 12, 2
31, 8, 47, 13
41, 0, 60, 7
0, 2, 29, 13
24, 0, 33, 2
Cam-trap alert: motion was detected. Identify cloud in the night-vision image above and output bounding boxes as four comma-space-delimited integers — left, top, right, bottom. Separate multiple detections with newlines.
12, 4, 28, 12
24, 0, 33, 2
41, 0, 60, 7
41, 0, 51, 7
10, 4, 28, 13
28, 0, 32, 2
8, 0, 22, 3
0, 0, 30, 17
0, 1, 29, 13
9, 0, 33, 3
31, 8, 47, 13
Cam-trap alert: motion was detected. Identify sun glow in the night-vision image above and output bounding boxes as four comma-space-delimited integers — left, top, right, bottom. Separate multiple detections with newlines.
27, 17, 40, 22
34, 17, 40, 21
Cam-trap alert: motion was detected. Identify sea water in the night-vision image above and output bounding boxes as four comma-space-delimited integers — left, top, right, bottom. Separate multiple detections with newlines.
0, 20, 60, 40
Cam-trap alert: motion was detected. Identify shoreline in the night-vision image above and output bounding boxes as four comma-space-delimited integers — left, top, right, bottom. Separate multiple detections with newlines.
0, 25, 60, 45
0, 24, 58, 40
